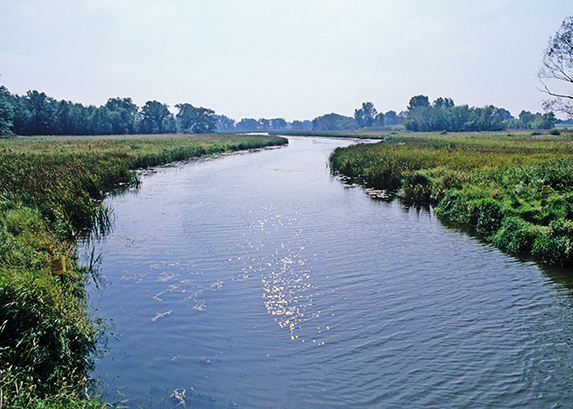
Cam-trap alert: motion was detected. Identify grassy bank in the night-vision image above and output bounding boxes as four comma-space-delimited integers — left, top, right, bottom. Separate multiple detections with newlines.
0, 133, 287, 408
329, 131, 573, 267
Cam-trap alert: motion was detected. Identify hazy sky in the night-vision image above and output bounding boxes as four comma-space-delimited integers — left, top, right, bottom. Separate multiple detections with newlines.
1, 1, 572, 121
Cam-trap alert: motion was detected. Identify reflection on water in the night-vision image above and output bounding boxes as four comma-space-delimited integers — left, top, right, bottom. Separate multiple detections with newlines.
262, 256, 313, 339
87, 137, 573, 409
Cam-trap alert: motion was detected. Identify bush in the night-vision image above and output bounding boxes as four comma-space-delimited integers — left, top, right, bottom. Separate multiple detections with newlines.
472, 197, 505, 235
491, 217, 540, 254
532, 232, 572, 265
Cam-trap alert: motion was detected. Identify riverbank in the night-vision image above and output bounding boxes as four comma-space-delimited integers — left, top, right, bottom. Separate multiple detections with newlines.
329, 130, 573, 267
0, 133, 287, 408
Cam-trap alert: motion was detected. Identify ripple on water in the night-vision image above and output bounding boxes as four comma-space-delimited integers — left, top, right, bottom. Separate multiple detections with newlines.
89, 138, 573, 408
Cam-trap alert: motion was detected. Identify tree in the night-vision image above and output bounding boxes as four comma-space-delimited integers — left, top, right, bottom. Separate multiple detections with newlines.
89, 105, 113, 135
354, 102, 378, 128
433, 97, 454, 109
384, 110, 400, 126
139, 100, 175, 134
518, 110, 537, 129
215, 115, 236, 131
258, 118, 270, 130
270, 118, 287, 130
312, 113, 355, 131
539, 16, 573, 117
236, 118, 260, 131
534, 112, 557, 129
291, 120, 312, 131
22, 90, 56, 135
105, 97, 138, 134
0, 86, 14, 135
407, 95, 430, 111
175, 103, 216, 134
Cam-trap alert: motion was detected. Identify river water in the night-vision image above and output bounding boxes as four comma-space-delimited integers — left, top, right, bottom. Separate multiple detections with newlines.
87, 137, 573, 408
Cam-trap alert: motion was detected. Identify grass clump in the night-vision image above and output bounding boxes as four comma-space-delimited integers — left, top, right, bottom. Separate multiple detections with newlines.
329, 131, 573, 266
0, 133, 287, 408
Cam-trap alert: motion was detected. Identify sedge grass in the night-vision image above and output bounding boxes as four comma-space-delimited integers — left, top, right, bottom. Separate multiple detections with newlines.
329, 130, 573, 266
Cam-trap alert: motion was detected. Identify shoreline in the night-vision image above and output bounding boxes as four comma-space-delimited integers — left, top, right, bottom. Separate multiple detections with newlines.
329, 131, 573, 268
0, 133, 288, 408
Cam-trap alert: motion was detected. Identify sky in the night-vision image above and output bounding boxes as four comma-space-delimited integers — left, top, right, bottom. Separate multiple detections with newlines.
1, 0, 572, 121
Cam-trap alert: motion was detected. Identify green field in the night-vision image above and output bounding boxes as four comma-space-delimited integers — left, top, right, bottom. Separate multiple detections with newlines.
0, 133, 287, 408
330, 130, 573, 267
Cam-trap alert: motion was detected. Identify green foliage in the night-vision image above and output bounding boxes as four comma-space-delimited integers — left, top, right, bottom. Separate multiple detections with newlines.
0, 87, 15, 135
404, 100, 507, 132
491, 217, 540, 254
0, 85, 225, 137
175, 103, 216, 134
312, 113, 357, 131
354, 102, 383, 128
0, 201, 106, 407
330, 131, 573, 266
138, 101, 176, 134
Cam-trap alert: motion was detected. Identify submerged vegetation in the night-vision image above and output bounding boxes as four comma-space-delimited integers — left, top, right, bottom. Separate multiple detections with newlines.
0, 133, 287, 408
330, 130, 573, 267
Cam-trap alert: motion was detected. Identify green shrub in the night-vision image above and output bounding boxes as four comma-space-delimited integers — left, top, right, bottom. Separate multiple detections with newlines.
532, 232, 572, 266
491, 217, 540, 254
472, 197, 505, 235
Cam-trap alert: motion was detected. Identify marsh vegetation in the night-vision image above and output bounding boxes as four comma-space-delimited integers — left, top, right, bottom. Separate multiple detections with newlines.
0, 133, 287, 408
330, 131, 573, 266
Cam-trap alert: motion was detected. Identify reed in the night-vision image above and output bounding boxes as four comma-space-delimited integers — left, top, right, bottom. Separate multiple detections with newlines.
0, 133, 287, 408
329, 131, 573, 266
0, 134, 287, 238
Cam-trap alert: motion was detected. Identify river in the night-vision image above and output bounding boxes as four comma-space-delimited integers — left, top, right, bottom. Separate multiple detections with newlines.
87, 137, 573, 408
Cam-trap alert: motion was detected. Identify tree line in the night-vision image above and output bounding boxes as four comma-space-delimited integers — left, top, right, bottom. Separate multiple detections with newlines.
310, 98, 558, 133
0, 86, 561, 137
402, 95, 557, 132
0, 86, 217, 136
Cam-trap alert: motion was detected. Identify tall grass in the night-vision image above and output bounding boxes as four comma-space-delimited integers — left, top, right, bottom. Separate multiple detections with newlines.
0, 134, 287, 238
0, 133, 287, 408
329, 131, 573, 266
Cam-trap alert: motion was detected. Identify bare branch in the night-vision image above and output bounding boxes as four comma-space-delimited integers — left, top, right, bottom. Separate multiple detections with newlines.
538, 16, 573, 118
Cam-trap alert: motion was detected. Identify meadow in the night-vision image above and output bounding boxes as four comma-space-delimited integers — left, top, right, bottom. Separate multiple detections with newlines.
329, 130, 573, 266
0, 133, 287, 408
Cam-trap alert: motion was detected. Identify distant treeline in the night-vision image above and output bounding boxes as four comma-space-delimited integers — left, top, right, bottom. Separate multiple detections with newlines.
0, 86, 219, 136
300, 98, 559, 133
0, 86, 561, 136
402, 95, 557, 132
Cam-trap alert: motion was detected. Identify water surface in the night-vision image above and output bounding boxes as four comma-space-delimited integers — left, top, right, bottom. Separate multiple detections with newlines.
88, 137, 573, 408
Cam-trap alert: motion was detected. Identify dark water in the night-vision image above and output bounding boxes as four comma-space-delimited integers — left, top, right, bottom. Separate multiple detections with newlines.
87, 137, 573, 408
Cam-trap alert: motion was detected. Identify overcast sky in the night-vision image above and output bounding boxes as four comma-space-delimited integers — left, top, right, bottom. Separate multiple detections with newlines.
1, 1, 572, 121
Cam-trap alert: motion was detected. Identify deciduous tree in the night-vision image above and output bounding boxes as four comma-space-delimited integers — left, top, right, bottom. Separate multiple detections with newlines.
354, 102, 378, 128
0, 86, 14, 135
539, 16, 573, 117
175, 103, 216, 134
139, 100, 175, 134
